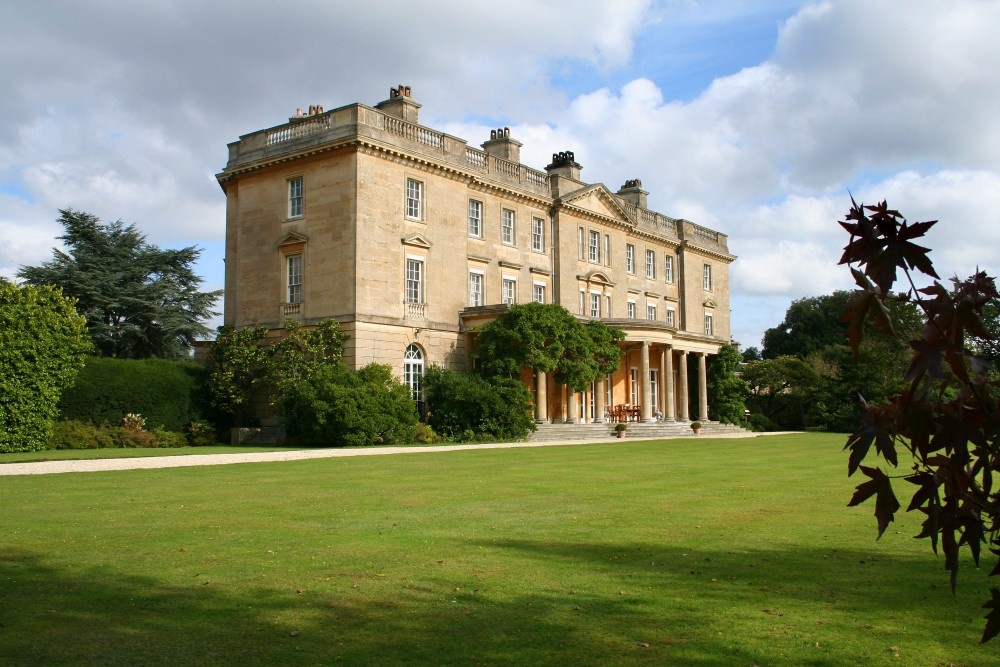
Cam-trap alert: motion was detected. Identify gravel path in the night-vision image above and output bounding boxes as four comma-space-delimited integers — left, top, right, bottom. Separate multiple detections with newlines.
0, 432, 772, 476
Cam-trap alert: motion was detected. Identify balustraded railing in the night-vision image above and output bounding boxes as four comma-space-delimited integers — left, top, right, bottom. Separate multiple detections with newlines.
266, 116, 332, 146
690, 223, 719, 244
280, 302, 302, 318
465, 147, 488, 168
525, 168, 547, 188
404, 301, 427, 319
384, 116, 443, 149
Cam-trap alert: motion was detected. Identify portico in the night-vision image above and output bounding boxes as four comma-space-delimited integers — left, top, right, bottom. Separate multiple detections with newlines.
525, 324, 718, 426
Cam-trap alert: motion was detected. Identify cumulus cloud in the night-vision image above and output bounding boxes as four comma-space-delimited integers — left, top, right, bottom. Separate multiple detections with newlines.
1, 0, 997, 348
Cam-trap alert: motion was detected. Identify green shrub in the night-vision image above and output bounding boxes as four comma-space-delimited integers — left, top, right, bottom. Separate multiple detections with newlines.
423, 366, 536, 442
48, 420, 112, 450
45, 418, 188, 449
151, 428, 187, 448
747, 412, 778, 432
58, 356, 210, 431
1, 282, 91, 453
278, 362, 418, 447
409, 422, 440, 444
186, 420, 218, 447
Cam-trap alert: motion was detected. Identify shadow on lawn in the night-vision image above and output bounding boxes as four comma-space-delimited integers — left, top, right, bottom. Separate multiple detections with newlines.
1, 547, 728, 666
0, 539, 990, 666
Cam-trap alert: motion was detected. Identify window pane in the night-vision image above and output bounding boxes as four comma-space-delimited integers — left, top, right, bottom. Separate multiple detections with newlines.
287, 255, 303, 303
626, 244, 634, 273
502, 210, 515, 244
468, 200, 482, 237
646, 250, 655, 279
503, 279, 516, 305
288, 177, 303, 218
589, 231, 599, 262
406, 259, 423, 303
406, 179, 423, 219
469, 273, 483, 306
532, 217, 544, 251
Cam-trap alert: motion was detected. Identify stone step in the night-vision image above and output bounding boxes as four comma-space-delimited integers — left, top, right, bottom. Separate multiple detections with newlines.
528, 421, 753, 441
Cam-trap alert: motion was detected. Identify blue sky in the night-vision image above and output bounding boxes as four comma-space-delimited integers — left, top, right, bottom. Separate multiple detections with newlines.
2, 0, 998, 350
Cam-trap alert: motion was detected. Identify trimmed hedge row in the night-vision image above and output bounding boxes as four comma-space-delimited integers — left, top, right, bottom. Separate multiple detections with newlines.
58, 356, 210, 431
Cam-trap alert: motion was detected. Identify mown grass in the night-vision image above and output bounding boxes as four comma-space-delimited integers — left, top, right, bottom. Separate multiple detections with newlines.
0, 433, 994, 666
0, 445, 298, 464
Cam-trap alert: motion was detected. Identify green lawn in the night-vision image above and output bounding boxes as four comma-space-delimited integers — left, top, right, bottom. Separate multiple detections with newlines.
1, 433, 993, 666
0, 444, 301, 464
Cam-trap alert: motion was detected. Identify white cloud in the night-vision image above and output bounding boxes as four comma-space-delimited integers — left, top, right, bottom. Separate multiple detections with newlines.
1, 0, 997, 350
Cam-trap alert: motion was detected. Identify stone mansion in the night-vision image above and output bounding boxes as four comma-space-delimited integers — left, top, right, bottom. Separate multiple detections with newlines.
216, 85, 735, 425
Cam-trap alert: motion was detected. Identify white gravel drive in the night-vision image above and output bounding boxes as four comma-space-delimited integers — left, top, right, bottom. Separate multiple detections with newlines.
0, 432, 768, 476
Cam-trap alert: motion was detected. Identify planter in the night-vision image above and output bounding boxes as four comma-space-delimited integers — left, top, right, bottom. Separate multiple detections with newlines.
616, 430, 625, 439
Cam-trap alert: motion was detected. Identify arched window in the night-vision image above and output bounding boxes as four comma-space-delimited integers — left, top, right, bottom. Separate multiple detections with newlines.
403, 344, 425, 413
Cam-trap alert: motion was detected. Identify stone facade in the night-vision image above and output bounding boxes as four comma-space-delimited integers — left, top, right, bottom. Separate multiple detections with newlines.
217, 86, 736, 424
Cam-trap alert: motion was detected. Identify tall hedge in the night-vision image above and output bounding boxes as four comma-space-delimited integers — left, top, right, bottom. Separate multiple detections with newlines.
1, 281, 91, 452
58, 356, 209, 431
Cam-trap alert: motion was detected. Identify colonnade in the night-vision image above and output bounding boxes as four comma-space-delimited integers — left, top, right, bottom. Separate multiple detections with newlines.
532, 343, 712, 424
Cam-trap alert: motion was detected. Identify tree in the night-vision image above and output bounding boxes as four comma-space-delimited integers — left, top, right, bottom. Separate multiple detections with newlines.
474, 303, 625, 391
17, 209, 222, 359
206, 324, 270, 425
837, 198, 1000, 642
706, 344, 749, 424
0, 280, 91, 452
741, 356, 819, 430
762, 292, 852, 359
741, 346, 762, 362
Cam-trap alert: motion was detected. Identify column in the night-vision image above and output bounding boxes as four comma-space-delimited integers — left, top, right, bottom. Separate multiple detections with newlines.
678, 350, 690, 421
641, 341, 655, 422
663, 346, 675, 422
595, 377, 607, 423
553, 383, 565, 423
535, 370, 548, 423
566, 385, 578, 423
581, 388, 590, 424
698, 352, 710, 421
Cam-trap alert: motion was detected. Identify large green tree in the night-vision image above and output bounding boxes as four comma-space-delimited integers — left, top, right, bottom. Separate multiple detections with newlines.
17, 209, 222, 359
762, 292, 852, 359
474, 303, 624, 391
1, 280, 91, 452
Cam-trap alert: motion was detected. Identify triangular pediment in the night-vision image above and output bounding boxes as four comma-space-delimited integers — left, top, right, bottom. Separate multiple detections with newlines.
561, 184, 633, 225
401, 233, 433, 248
278, 231, 309, 247
704, 299, 717, 308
